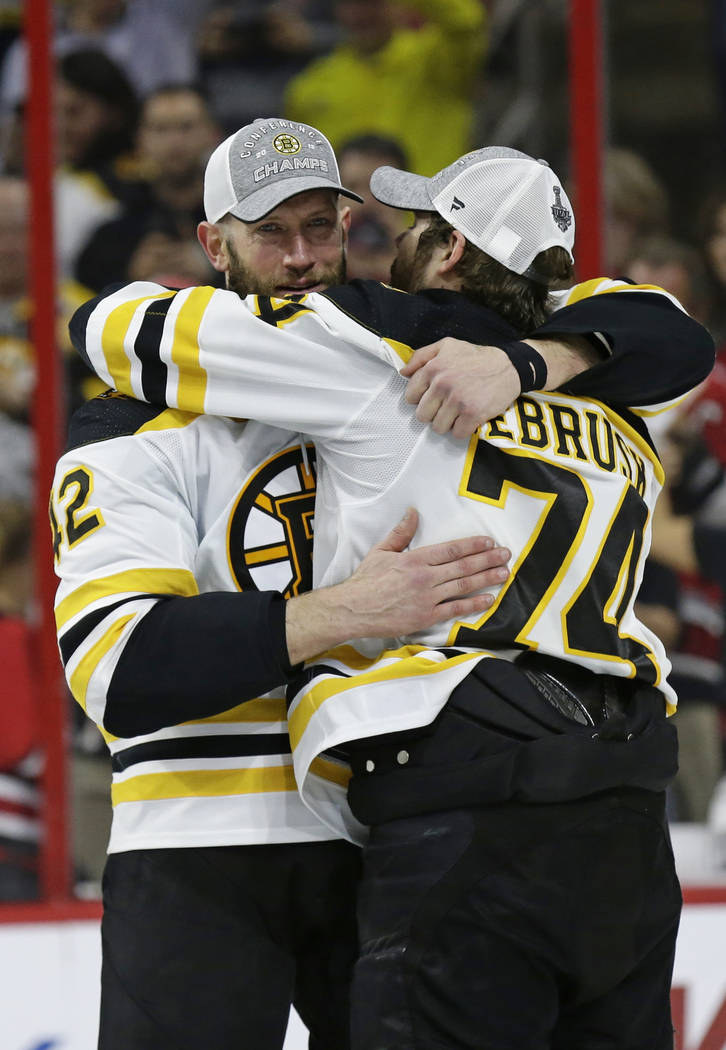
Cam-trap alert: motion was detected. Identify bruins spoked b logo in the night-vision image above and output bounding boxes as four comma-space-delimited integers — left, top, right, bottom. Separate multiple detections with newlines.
273, 133, 301, 155
227, 445, 316, 597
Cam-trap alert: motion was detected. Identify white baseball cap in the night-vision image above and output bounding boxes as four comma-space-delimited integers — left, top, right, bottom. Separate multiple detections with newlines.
370, 146, 575, 281
204, 117, 364, 223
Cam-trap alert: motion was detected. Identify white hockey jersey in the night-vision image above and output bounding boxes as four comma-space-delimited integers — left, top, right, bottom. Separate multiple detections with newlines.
51, 405, 343, 852
68, 277, 714, 840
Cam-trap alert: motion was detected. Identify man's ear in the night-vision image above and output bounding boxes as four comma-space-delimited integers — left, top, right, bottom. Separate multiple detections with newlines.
439, 229, 467, 274
197, 221, 229, 272
340, 204, 352, 238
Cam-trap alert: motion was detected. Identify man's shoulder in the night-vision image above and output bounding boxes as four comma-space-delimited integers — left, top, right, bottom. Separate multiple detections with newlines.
320, 281, 515, 349
64, 391, 188, 453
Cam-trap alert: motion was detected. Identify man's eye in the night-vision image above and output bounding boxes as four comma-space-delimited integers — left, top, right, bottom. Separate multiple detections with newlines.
310, 218, 332, 228
258, 224, 281, 234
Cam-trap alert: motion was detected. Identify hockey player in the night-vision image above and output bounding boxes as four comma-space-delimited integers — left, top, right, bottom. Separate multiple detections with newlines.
50, 120, 513, 1050
62, 137, 713, 1049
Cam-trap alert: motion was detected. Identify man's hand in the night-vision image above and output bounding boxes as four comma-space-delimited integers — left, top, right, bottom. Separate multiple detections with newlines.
285, 507, 510, 664
401, 335, 600, 439
401, 339, 520, 439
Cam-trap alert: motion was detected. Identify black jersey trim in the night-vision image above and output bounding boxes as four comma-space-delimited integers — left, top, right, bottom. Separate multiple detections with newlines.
65, 392, 169, 452
57, 594, 149, 666
111, 732, 292, 771
137, 296, 174, 404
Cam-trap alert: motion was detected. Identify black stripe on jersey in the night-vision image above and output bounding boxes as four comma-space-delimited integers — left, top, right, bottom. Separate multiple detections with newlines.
286, 663, 350, 707
58, 596, 137, 667
137, 296, 174, 403
255, 296, 312, 327
68, 283, 127, 368
57, 593, 170, 667
65, 392, 170, 452
111, 732, 291, 771
324, 745, 352, 763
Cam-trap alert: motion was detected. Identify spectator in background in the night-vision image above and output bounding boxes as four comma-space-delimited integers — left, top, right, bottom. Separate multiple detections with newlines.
2, 48, 143, 278
0, 513, 40, 903
54, 48, 144, 278
0, 0, 197, 112
0, 173, 111, 891
0, 173, 100, 426
338, 132, 409, 280
197, 1, 339, 134
624, 234, 712, 325
0, 176, 35, 437
76, 84, 221, 292
285, 0, 487, 176
0, 172, 40, 900
698, 187, 726, 347
605, 147, 670, 274
647, 379, 726, 822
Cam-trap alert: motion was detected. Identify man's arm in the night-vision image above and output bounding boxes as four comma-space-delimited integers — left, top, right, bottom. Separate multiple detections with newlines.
52, 425, 509, 739
537, 279, 715, 404
400, 281, 715, 437
401, 334, 600, 439
285, 507, 509, 664
107, 510, 509, 738
70, 278, 714, 443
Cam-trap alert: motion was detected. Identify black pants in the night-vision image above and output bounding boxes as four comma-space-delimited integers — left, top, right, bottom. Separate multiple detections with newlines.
98, 839, 361, 1050
351, 791, 681, 1050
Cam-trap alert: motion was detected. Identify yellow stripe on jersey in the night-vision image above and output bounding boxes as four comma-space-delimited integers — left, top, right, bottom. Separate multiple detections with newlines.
561, 485, 665, 691
382, 337, 414, 364
563, 279, 669, 307
246, 545, 289, 565
185, 697, 287, 725
136, 408, 200, 434
288, 648, 484, 751
69, 613, 135, 711
560, 278, 610, 305
112, 764, 297, 805
310, 755, 352, 787
55, 566, 199, 629
102, 291, 177, 394
631, 393, 689, 419
171, 286, 216, 413
315, 643, 426, 671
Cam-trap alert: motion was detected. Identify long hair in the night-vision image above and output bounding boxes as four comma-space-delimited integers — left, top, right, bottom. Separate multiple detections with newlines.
58, 48, 140, 169
415, 213, 574, 331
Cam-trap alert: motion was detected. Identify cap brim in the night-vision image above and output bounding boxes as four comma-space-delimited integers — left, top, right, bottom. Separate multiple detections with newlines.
369, 166, 433, 211
229, 177, 363, 222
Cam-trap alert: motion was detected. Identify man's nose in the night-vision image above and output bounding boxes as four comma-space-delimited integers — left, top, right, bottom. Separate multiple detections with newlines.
283, 234, 316, 269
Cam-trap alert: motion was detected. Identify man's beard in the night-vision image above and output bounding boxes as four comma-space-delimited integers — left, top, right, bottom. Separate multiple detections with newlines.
389, 243, 430, 294
225, 238, 347, 298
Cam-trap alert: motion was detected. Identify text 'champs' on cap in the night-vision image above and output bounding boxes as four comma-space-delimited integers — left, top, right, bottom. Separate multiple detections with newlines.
204, 118, 364, 223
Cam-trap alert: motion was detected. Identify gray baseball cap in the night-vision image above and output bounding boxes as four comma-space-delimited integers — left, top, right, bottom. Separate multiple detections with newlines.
370, 146, 575, 280
204, 117, 364, 223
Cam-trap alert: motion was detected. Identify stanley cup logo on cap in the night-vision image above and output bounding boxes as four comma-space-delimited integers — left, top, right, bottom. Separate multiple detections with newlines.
551, 187, 573, 233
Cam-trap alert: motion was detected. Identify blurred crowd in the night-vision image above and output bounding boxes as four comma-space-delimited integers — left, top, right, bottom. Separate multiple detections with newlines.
2, 0, 726, 901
